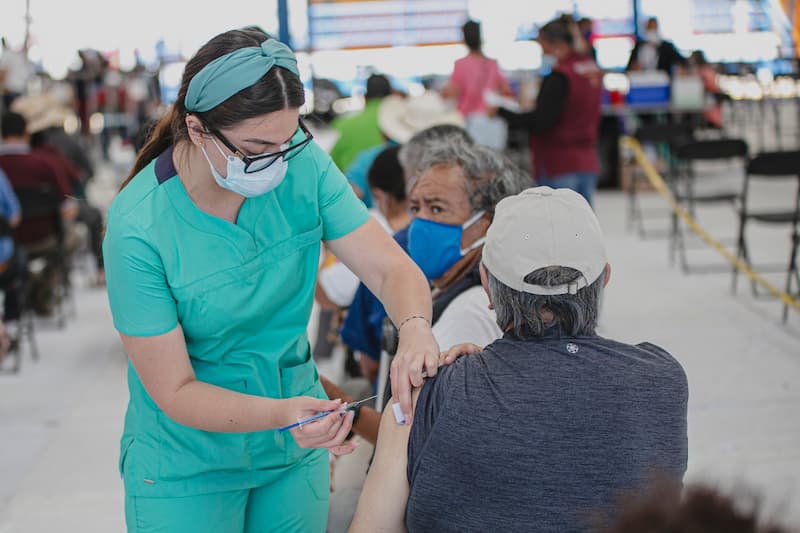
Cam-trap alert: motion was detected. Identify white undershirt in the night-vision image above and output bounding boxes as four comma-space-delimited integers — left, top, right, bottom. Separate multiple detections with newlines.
432, 286, 502, 351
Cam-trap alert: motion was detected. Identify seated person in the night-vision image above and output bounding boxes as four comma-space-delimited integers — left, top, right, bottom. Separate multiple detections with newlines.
339, 125, 474, 374
351, 187, 689, 533
404, 135, 529, 354
0, 111, 78, 316
0, 167, 24, 334
316, 145, 411, 312
30, 120, 106, 285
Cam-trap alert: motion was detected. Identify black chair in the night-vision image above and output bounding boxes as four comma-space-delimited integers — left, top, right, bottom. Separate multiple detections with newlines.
13, 184, 71, 328
0, 217, 39, 373
670, 138, 749, 273
733, 151, 800, 322
628, 123, 694, 238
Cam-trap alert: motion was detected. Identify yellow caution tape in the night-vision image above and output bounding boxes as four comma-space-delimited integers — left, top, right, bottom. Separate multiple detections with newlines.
621, 136, 800, 313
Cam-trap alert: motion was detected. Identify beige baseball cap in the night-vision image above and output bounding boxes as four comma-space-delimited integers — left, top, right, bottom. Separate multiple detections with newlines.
483, 186, 607, 295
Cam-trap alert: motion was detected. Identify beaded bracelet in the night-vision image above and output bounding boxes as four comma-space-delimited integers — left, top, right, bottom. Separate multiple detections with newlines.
398, 315, 431, 331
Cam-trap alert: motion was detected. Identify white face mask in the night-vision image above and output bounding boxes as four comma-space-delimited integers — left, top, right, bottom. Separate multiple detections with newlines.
645, 30, 661, 44
201, 137, 289, 198
541, 54, 557, 70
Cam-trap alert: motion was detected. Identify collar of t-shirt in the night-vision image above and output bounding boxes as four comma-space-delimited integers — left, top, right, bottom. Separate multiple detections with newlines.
0, 143, 31, 155
504, 322, 598, 342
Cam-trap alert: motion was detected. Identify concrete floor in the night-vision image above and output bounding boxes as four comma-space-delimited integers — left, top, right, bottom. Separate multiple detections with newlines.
1, 139, 799, 532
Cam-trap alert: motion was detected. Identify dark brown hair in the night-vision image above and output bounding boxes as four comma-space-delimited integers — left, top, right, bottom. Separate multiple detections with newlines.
599, 479, 790, 533
462, 20, 481, 52
120, 28, 305, 189
539, 18, 575, 47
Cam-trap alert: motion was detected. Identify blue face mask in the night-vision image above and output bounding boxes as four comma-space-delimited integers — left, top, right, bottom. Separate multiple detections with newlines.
408, 211, 486, 280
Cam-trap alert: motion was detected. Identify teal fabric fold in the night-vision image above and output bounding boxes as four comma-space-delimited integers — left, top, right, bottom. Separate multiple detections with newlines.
185, 39, 298, 112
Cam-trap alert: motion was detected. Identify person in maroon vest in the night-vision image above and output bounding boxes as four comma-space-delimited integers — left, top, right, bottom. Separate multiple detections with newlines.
498, 18, 603, 205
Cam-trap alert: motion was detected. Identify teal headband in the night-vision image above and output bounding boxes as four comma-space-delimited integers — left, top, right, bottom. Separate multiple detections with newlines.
184, 38, 299, 113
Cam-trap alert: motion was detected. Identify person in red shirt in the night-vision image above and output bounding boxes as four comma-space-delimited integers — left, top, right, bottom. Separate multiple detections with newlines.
0, 112, 77, 243
0, 111, 78, 315
498, 18, 603, 205
30, 124, 106, 285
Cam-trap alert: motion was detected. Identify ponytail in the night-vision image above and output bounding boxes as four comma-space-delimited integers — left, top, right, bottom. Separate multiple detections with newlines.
119, 104, 180, 190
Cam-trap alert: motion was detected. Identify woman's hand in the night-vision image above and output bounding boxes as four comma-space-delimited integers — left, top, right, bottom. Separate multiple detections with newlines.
285, 396, 356, 453
439, 342, 483, 366
390, 319, 440, 424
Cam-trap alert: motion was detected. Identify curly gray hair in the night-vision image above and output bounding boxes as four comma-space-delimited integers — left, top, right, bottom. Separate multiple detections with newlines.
485, 265, 605, 337
413, 137, 531, 213
398, 124, 473, 181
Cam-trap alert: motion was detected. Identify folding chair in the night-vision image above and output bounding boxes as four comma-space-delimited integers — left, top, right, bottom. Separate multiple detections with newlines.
732, 151, 800, 322
670, 139, 749, 273
13, 184, 71, 328
628, 123, 694, 238
0, 217, 39, 373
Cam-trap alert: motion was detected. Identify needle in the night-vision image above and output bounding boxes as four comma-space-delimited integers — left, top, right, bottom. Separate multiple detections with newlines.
277, 395, 377, 433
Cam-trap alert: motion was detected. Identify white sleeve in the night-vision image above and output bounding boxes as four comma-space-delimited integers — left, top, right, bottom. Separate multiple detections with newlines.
432, 286, 502, 351
318, 261, 361, 308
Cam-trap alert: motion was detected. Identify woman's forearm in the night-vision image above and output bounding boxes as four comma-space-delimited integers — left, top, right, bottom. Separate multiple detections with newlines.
165, 380, 285, 433
377, 262, 432, 328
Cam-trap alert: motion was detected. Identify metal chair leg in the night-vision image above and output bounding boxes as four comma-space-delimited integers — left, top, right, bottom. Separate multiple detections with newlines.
732, 218, 746, 294
784, 232, 799, 323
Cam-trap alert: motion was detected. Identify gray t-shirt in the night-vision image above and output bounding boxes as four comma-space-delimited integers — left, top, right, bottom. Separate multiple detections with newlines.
406, 326, 688, 533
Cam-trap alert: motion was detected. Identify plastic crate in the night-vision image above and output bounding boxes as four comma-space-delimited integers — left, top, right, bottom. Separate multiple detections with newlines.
627, 84, 670, 105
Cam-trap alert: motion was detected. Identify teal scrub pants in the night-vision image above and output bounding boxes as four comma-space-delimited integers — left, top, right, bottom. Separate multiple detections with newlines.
125, 452, 329, 532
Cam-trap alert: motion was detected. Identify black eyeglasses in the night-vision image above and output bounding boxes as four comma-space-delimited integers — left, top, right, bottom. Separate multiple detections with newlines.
209, 118, 314, 174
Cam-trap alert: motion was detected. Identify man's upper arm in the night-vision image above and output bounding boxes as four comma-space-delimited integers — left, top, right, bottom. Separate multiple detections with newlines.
350, 389, 422, 533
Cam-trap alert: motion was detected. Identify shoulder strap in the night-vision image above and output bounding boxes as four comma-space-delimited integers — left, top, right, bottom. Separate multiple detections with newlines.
432, 263, 482, 325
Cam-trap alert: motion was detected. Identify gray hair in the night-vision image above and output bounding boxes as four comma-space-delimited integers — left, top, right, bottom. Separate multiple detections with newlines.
398, 124, 473, 180
486, 265, 604, 337
413, 137, 531, 213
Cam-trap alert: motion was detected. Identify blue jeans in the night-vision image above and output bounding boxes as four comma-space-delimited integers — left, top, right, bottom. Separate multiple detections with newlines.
536, 172, 598, 206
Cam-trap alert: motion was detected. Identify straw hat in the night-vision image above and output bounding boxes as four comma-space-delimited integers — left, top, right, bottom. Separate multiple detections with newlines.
378, 92, 464, 143
11, 94, 76, 133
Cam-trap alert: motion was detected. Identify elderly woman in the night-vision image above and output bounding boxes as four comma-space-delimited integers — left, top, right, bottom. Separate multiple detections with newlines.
405, 136, 530, 350
350, 187, 688, 533
337, 125, 496, 379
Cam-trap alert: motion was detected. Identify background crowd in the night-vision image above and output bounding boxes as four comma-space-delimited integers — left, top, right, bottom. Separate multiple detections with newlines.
1, 7, 799, 533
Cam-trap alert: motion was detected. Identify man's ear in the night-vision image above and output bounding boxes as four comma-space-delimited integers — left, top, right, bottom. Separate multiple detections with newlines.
603, 263, 612, 288
479, 262, 494, 310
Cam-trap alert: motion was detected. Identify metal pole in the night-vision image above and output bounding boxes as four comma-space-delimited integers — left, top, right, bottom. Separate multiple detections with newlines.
278, 0, 292, 49
632, 0, 641, 40
23, 0, 31, 57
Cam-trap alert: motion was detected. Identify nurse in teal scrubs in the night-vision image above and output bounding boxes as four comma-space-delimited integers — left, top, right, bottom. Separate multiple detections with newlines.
103, 29, 439, 532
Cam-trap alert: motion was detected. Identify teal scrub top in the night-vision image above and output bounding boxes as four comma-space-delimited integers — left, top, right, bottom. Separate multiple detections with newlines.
103, 130, 369, 497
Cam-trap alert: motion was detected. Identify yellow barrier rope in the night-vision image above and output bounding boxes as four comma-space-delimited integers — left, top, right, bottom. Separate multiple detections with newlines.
620, 136, 800, 313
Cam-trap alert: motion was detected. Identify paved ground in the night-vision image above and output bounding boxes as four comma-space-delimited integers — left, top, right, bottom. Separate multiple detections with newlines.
0, 138, 798, 532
